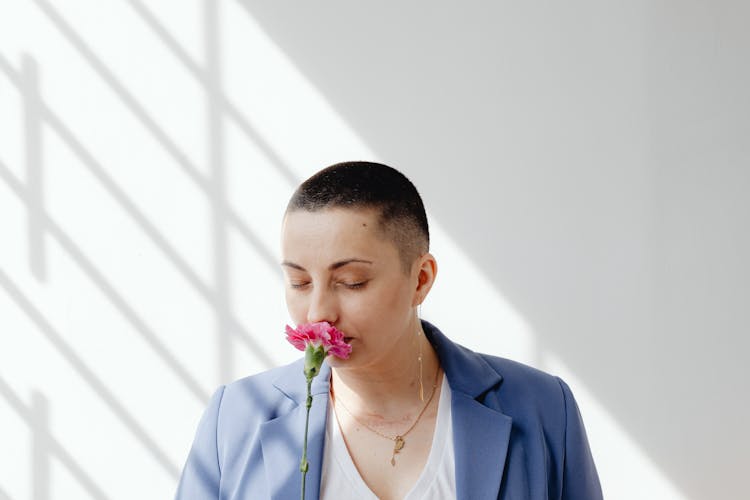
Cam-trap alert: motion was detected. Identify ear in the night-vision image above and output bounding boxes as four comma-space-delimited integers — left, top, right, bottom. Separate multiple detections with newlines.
412, 253, 438, 307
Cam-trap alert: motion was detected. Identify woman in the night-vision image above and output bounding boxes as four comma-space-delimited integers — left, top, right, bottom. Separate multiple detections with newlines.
175, 162, 603, 500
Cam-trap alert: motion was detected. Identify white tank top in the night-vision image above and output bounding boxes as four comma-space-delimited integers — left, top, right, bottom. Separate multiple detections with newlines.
320, 374, 456, 500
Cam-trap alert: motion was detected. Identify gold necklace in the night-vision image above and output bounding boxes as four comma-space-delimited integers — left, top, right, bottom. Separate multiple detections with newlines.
332, 367, 440, 466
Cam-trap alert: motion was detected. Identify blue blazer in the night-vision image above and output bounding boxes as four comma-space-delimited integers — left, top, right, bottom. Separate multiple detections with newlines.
175, 321, 603, 499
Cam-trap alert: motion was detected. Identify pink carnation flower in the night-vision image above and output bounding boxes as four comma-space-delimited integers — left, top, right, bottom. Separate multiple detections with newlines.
285, 321, 352, 359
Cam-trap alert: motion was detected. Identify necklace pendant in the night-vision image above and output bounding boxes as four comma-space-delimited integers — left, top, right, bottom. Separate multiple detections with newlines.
391, 435, 405, 466
394, 435, 405, 451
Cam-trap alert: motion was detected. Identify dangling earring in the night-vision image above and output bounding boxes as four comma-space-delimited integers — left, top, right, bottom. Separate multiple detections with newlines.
417, 304, 424, 402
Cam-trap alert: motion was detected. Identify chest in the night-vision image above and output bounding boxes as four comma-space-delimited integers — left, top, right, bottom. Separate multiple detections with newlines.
338, 410, 438, 500
321, 375, 457, 500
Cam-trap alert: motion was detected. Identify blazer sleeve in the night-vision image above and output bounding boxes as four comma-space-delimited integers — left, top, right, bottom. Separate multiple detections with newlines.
174, 386, 226, 500
557, 378, 604, 500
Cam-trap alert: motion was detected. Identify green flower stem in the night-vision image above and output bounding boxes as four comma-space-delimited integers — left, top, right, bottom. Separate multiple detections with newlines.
300, 344, 326, 500
300, 376, 313, 500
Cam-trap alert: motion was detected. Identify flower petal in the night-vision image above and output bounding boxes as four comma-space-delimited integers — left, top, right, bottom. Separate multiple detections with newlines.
285, 322, 352, 359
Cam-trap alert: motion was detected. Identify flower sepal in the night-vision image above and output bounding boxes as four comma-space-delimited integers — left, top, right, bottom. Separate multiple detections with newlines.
303, 344, 326, 380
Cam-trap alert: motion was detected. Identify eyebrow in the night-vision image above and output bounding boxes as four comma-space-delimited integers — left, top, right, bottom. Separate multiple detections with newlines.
281, 258, 374, 272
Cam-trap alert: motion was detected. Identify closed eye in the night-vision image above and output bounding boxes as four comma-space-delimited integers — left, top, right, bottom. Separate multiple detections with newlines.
289, 282, 310, 289
342, 281, 368, 290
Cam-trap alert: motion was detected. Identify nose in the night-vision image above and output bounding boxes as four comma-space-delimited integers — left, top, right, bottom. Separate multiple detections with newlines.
306, 286, 338, 325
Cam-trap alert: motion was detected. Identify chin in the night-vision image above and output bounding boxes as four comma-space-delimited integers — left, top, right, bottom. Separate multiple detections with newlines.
329, 349, 364, 370
326, 355, 349, 368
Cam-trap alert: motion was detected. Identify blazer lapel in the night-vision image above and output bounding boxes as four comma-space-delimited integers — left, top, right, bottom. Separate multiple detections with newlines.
259, 361, 331, 500
423, 321, 513, 500
452, 393, 513, 499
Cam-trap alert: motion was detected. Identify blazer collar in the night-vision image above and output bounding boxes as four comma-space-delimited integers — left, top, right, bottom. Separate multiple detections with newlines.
422, 320, 503, 398
261, 322, 513, 500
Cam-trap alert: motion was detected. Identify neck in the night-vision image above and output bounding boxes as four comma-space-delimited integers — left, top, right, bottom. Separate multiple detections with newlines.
330, 323, 441, 415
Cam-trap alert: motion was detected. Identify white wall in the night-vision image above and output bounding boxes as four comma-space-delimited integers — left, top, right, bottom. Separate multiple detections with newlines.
1, 1, 747, 499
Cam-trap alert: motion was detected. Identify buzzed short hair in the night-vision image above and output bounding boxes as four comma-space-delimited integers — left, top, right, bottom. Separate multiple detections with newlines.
286, 161, 429, 271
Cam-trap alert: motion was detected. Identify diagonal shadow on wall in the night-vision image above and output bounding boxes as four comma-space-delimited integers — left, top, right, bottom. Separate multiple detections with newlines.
0, 54, 276, 374
0, 156, 210, 404
0, 267, 180, 479
123, 0, 299, 189
0, 377, 111, 499
26, 0, 301, 375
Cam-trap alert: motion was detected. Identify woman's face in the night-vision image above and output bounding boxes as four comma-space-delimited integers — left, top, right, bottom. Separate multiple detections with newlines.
281, 207, 425, 369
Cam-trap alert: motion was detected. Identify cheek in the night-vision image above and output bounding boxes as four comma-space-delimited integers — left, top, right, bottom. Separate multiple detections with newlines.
284, 290, 307, 324
355, 280, 412, 319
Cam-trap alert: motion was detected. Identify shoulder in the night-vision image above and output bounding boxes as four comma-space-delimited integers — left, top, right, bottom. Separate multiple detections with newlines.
424, 320, 567, 410
225, 359, 302, 397
477, 352, 570, 424
212, 359, 305, 428
424, 321, 570, 427
481, 353, 566, 401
